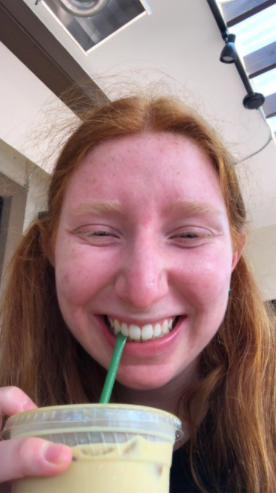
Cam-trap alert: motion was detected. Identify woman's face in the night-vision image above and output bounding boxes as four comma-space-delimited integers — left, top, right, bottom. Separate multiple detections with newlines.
54, 132, 241, 390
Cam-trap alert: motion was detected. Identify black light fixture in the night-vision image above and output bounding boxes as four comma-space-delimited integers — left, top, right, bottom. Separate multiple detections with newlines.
220, 32, 237, 64
56, 0, 109, 17
206, 0, 265, 110
243, 93, 266, 110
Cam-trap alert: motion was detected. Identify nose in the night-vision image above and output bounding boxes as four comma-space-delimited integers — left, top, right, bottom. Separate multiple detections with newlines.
114, 238, 169, 310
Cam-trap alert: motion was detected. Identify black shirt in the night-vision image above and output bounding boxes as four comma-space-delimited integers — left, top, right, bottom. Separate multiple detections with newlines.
170, 443, 202, 493
170, 442, 231, 493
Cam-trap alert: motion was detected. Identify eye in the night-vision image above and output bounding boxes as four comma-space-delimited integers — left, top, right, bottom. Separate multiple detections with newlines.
169, 229, 212, 248
74, 228, 120, 245
177, 232, 200, 238
75, 230, 112, 238
172, 231, 206, 239
82, 231, 111, 237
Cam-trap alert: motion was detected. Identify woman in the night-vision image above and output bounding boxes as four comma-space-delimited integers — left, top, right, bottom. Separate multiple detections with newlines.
0, 95, 275, 492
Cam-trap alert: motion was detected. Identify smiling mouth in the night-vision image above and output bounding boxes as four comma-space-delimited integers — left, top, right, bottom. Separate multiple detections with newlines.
104, 315, 180, 342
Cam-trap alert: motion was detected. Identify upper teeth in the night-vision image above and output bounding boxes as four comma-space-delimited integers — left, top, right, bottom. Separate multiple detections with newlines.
107, 317, 176, 342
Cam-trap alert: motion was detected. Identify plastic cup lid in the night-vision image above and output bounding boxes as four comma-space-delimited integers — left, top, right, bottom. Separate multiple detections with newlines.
2, 404, 183, 442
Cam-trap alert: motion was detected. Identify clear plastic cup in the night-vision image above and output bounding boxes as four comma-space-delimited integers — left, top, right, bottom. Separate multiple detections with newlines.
2, 404, 183, 493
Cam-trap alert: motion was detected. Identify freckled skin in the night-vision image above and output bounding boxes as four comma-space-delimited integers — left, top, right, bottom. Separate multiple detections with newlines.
53, 132, 242, 391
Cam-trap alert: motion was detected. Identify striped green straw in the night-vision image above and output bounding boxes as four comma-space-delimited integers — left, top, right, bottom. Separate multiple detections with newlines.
99, 332, 127, 403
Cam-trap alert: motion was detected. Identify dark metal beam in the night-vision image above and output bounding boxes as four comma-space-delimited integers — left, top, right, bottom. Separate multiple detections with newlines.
206, 0, 228, 33
222, 0, 276, 27
245, 41, 276, 78
0, 0, 107, 116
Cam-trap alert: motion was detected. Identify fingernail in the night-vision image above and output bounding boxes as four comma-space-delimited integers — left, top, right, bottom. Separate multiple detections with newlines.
44, 444, 66, 464
22, 399, 36, 411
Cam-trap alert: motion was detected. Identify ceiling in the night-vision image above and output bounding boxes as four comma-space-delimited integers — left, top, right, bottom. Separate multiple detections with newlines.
3, 0, 276, 229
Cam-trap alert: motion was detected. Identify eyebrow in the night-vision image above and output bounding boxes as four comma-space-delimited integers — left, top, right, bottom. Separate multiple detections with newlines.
170, 200, 222, 217
70, 200, 123, 217
70, 200, 222, 218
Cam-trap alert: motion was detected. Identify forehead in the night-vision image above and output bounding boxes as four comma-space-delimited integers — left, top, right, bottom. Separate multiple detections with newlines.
82, 131, 208, 177
63, 131, 224, 212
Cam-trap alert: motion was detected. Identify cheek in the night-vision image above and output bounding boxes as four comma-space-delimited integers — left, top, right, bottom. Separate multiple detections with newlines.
55, 244, 117, 307
56, 268, 93, 306
176, 254, 232, 353
176, 250, 232, 308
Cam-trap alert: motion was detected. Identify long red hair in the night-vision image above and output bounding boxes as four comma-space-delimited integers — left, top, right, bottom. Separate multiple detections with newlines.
0, 95, 275, 492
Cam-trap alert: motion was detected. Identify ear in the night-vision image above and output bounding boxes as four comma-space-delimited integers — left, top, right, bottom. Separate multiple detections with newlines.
231, 234, 246, 272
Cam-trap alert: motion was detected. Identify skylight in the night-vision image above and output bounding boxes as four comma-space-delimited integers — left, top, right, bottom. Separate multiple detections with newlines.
217, 0, 276, 134
252, 68, 276, 97
229, 4, 276, 57
268, 115, 276, 133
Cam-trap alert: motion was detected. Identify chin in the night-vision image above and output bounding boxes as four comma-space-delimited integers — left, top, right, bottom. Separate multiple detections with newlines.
116, 369, 172, 391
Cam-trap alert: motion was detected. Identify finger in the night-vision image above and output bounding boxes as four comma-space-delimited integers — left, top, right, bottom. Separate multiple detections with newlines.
0, 387, 37, 426
0, 437, 72, 483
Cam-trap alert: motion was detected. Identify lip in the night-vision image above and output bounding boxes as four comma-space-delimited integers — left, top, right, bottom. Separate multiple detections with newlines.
94, 314, 187, 358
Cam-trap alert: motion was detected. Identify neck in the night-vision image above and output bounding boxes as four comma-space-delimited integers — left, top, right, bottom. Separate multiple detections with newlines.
113, 360, 199, 451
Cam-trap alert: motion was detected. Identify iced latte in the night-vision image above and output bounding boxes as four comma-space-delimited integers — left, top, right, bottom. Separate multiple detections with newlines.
2, 404, 183, 493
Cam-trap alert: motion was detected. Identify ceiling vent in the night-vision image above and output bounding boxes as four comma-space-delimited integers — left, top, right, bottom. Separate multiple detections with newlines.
38, 0, 151, 53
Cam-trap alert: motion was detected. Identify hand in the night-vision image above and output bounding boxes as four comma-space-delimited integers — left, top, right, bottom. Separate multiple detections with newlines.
0, 387, 72, 490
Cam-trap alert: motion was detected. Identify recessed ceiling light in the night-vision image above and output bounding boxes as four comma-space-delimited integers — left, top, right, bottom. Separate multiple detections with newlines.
56, 0, 110, 17
37, 0, 151, 54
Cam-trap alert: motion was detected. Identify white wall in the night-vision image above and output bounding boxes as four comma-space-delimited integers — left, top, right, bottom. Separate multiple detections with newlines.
0, 42, 74, 174
245, 224, 276, 301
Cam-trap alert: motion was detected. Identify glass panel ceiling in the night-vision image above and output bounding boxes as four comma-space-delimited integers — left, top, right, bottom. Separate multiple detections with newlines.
229, 4, 276, 57
252, 67, 276, 97
268, 115, 276, 133
222, 1, 276, 132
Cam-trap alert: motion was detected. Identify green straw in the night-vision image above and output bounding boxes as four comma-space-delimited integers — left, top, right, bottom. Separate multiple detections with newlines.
99, 332, 127, 403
